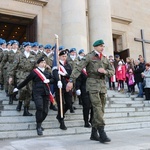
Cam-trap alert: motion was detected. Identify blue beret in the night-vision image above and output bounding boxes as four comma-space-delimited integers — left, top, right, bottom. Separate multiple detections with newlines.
44, 44, 52, 49
115, 54, 120, 58
59, 46, 65, 50
39, 44, 43, 48
0, 39, 6, 45
78, 49, 84, 55
69, 48, 76, 53
22, 42, 26, 46
93, 39, 104, 47
24, 42, 31, 47
32, 42, 39, 47
11, 40, 19, 46
6, 41, 12, 46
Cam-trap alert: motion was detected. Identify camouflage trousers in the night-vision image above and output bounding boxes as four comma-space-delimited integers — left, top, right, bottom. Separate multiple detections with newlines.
89, 91, 106, 128
18, 82, 32, 107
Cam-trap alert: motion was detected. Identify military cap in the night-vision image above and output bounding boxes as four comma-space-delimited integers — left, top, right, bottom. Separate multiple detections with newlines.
39, 44, 43, 48
0, 39, 6, 45
22, 42, 26, 46
44, 44, 52, 49
93, 39, 104, 47
59, 49, 69, 56
78, 49, 84, 55
11, 40, 19, 45
24, 42, 31, 47
32, 42, 39, 47
59, 46, 65, 50
69, 48, 76, 53
6, 41, 12, 46
37, 56, 45, 64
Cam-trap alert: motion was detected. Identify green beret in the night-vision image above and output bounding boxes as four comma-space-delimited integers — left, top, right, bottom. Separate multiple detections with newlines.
93, 39, 104, 47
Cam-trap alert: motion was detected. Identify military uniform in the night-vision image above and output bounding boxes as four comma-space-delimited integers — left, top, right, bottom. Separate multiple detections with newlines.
9, 50, 36, 116
68, 40, 115, 143
0, 48, 4, 88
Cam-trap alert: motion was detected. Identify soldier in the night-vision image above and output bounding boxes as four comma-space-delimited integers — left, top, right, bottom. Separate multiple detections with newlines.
13, 57, 54, 136
0, 39, 6, 90
53, 48, 72, 130
67, 48, 78, 113
31, 42, 42, 60
42, 44, 58, 111
9, 42, 36, 116
66, 39, 115, 143
39, 44, 44, 53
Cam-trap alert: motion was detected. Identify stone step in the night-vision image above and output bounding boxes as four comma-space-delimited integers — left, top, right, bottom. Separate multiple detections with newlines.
0, 116, 150, 132
1, 121, 150, 139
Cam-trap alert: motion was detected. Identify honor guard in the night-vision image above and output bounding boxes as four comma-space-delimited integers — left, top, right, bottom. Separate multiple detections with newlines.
66, 39, 115, 143
13, 57, 54, 136
53, 48, 72, 130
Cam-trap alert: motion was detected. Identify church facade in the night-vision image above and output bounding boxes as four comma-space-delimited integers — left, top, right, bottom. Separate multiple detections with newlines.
0, 0, 150, 61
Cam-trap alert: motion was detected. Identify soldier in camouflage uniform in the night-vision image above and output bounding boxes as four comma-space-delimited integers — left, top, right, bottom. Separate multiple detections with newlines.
1, 41, 14, 96
42, 44, 58, 111
0, 39, 6, 90
31, 42, 43, 61
67, 48, 78, 113
9, 42, 36, 116
66, 40, 115, 143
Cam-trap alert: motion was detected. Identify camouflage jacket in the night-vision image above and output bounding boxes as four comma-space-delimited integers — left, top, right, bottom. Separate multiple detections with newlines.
70, 51, 115, 93
9, 53, 36, 80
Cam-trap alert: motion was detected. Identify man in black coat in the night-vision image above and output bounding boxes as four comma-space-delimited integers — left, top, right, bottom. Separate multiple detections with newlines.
13, 57, 54, 136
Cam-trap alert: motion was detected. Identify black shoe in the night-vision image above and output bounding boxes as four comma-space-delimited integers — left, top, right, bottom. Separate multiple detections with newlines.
36, 123, 43, 136
84, 122, 91, 128
16, 101, 22, 111
56, 116, 61, 123
50, 104, 58, 111
9, 96, 13, 105
90, 127, 99, 141
98, 126, 111, 143
23, 107, 33, 116
60, 120, 67, 130
70, 106, 75, 113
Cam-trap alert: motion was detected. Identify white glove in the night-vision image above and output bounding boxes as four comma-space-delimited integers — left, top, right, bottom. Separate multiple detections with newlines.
43, 79, 50, 83
13, 88, 18, 93
57, 80, 62, 88
76, 89, 81, 96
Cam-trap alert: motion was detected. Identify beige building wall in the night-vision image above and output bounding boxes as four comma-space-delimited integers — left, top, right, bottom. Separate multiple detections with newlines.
110, 0, 150, 61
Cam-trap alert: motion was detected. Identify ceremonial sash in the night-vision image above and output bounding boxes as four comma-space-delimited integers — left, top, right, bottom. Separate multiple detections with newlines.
59, 64, 68, 76
33, 68, 54, 104
82, 68, 87, 76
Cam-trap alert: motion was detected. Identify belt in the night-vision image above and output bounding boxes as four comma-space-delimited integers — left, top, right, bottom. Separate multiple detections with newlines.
88, 75, 105, 79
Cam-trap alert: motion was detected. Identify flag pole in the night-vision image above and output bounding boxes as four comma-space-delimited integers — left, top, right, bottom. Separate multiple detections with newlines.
55, 34, 63, 118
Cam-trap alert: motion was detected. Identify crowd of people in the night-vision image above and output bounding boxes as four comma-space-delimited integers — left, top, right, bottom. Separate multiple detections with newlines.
108, 54, 150, 100
0, 38, 94, 137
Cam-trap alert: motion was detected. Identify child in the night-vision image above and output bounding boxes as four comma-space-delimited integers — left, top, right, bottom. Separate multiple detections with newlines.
116, 61, 126, 92
127, 68, 135, 94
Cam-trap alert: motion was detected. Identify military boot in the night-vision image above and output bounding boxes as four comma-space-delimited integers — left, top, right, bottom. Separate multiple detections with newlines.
8, 95, 13, 105
23, 106, 33, 116
90, 127, 99, 141
60, 120, 67, 130
16, 101, 22, 111
36, 123, 43, 136
98, 126, 111, 143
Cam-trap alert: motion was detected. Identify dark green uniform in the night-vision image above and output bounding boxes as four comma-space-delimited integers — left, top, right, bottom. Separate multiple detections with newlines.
0, 48, 4, 87
70, 51, 114, 128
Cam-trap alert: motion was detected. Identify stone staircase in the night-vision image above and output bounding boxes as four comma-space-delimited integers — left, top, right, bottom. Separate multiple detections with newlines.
0, 89, 150, 139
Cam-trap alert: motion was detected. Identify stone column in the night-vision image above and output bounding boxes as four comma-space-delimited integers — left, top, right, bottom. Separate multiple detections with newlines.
88, 0, 113, 56
61, 0, 88, 52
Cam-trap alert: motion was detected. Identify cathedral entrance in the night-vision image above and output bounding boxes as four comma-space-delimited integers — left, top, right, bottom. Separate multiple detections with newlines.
113, 34, 130, 62
0, 14, 37, 44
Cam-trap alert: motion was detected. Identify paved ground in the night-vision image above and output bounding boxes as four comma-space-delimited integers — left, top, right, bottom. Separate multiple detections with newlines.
0, 128, 150, 150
